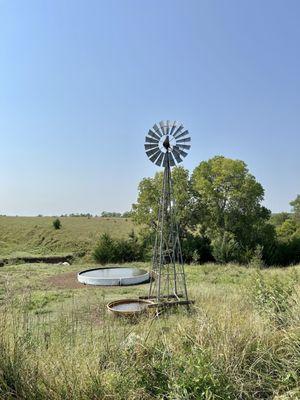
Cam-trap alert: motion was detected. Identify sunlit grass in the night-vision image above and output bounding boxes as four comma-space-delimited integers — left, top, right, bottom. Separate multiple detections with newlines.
1, 262, 300, 399
0, 216, 136, 261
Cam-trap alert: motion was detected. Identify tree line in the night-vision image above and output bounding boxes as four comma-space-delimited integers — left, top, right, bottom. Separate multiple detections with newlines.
131, 155, 300, 266
36, 211, 133, 218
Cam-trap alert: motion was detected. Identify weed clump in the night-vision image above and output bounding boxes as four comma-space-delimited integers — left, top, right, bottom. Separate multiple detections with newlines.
250, 269, 296, 327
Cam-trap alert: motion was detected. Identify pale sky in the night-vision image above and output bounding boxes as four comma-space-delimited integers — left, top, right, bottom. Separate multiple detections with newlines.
0, 0, 299, 215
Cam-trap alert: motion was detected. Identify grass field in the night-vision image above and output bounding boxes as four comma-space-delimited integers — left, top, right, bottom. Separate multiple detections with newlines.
1, 260, 300, 399
0, 216, 135, 261
1, 217, 300, 399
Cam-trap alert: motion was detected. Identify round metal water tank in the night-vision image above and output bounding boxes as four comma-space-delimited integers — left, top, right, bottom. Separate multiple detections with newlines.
77, 266, 150, 286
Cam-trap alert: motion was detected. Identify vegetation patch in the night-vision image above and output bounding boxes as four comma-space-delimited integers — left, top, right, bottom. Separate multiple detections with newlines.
1, 263, 300, 399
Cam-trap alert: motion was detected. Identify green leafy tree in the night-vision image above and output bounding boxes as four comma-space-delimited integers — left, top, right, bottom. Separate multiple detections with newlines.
272, 196, 300, 265
277, 219, 298, 241
270, 212, 290, 227
133, 156, 276, 264
122, 211, 133, 218
191, 156, 274, 261
132, 166, 197, 234
290, 195, 300, 222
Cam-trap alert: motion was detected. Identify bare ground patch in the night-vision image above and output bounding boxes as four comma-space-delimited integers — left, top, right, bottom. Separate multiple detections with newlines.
46, 271, 89, 289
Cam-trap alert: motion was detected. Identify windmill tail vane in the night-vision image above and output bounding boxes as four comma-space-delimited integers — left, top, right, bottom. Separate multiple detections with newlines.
144, 121, 193, 309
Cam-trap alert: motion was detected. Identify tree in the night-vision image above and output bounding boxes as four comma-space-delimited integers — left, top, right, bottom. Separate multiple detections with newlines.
101, 211, 122, 218
53, 218, 61, 230
270, 212, 290, 227
132, 166, 197, 235
290, 195, 300, 221
270, 196, 300, 266
276, 219, 298, 241
133, 156, 275, 264
191, 156, 274, 261
122, 211, 133, 218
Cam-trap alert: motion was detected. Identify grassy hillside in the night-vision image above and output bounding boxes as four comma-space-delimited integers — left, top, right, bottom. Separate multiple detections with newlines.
0, 216, 135, 260
1, 262, 300, 399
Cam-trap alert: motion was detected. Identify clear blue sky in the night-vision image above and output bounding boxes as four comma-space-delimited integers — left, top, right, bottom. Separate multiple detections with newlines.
0, 0, 299, 216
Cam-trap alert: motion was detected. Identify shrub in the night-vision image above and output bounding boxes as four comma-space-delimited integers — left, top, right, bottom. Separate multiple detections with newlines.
248, 244, 264, 268
93, 233, 116, 264
269, 236, 300, 266
93, 232, 144, 264
211, 232, 240, 263
52, 218, 61, 230
182, 233, 213, 264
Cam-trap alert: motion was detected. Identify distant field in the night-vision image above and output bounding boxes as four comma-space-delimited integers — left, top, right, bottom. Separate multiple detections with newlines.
0, 216, 135, 260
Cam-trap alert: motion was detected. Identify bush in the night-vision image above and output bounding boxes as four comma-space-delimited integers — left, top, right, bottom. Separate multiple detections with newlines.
211, 232, 240, 263
93, 232, 144, 264
52, 218, 61, 230
182, 233, 213, 264
263, 234, 300, 266
275, 237, 300, 266
93, 233, 116, 264
248, 244, 264, 268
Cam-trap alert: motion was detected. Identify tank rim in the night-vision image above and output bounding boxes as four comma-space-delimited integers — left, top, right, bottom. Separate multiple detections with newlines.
107, 298, 154, 316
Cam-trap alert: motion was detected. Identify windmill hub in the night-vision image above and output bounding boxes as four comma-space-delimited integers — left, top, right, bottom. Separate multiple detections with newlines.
163, 135, 170, 150
145, 120, 191, 166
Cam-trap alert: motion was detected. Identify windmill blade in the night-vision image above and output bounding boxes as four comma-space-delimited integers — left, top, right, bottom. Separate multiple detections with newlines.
155, 152, 165, 166
173, 124, 184, 137
145, 143, 159, 150
166, 120, 171, 135
145, 136, 159, 144
174, 129, 189, 140
146, 147, 161, 157
176, 137, 191, 144
149, 148, 161, 163
173, 145, 188, 158
169, 121, 177, 136
149, 149, 161, 162
159, 120, 166, 135
153, 123, 163, 137
148, 129, 161, 141
168, 151, 176, 167
176, 144, 191, 150
172, 147, 183, 163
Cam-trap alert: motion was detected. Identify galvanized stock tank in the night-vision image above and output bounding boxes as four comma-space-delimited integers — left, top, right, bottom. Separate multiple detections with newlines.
77, 266, 150, 286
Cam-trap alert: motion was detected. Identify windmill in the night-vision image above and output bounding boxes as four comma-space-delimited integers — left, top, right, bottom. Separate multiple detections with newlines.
143, 120, 192, 309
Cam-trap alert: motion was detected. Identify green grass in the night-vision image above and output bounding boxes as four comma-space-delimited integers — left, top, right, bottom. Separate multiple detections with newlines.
1, 262, 300, 399
0, 216, 135, 260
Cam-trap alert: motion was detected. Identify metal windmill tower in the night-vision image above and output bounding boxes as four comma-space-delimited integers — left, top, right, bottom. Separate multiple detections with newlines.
144, 120, 192, 309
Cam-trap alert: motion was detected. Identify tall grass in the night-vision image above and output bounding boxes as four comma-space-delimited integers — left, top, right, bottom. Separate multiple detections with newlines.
1, 264, 300, 399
